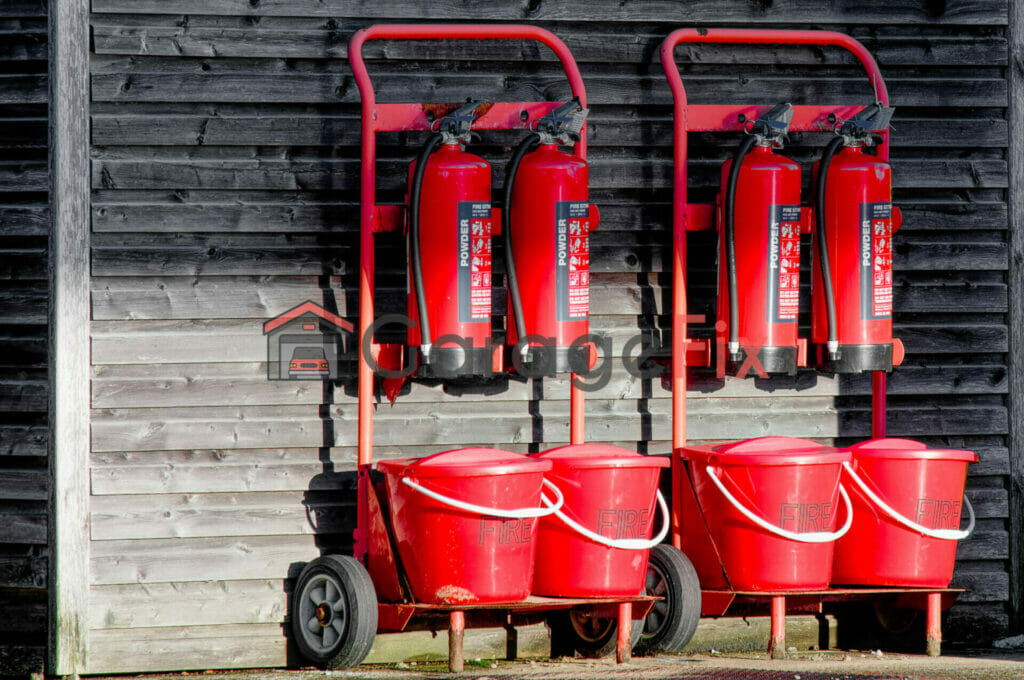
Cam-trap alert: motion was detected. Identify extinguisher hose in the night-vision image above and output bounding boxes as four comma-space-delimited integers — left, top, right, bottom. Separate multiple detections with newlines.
724, 134, 758, 361
816, 136, 845, 361
503, 133, 540, 347
409, 132, 444, 357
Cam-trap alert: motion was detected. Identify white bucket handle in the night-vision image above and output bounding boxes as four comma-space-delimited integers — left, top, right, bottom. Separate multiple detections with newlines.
842, 461, 974, 540
705, 465, 853, 544
548, 488, 671, 550
401, 476, 565, 519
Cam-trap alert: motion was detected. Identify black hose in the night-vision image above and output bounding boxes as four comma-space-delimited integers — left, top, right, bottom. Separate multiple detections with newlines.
410, 132, 444, 356
503, 132, 540, 344
815, 136, 845, 361
724, 134, 758, 361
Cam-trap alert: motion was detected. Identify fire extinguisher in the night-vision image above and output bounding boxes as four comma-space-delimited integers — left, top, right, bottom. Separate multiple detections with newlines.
716, 103, 801, 375
406, 100, 494, 378
503, 99, 590, 374
812, 104, 895, 372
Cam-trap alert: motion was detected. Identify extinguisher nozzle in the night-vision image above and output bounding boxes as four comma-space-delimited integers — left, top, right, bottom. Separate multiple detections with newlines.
827, 340, 840, 361
728, 341, 741, 363
420, 343, 432, 364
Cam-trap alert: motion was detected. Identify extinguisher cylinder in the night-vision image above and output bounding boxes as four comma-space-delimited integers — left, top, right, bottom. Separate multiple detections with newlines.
716, 145, 802, 375
811, 145, 894, 373
406, 142, 495, 378
506, 143, 590, 374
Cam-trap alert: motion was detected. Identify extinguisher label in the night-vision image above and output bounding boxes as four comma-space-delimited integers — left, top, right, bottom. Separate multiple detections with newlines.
556, 201, 590, 321
457, 201, 492, 322
860, 202, 893, 319
766, 204, 802, 323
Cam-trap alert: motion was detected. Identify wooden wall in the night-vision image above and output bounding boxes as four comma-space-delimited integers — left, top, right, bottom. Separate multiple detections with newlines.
82, 0, 1013, 672
0, 0, 48, 675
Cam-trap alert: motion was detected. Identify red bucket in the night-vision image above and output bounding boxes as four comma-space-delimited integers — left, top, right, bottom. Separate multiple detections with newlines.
530, 444, 670, 597
683, 437, 852, 591
377, 448, 555, 604
832, 438, 976, 587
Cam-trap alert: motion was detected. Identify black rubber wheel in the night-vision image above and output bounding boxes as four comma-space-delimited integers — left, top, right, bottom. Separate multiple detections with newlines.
291, 554, 378, 668
635, 544, 701, 655
548, 608, 642, 658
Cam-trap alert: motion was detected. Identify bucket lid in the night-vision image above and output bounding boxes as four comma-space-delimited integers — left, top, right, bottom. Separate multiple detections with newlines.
532, 443, 670, 470
376, 447, 552, 478
847, 438, 977, 463
683, 436, 850, 467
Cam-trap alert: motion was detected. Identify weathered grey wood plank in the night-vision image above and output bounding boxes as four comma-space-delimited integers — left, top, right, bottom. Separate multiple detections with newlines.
49, 0, 90, 673
0, 205, 48, 236
0, 425, 47, 456
88, 0, 1009, 24
87, 624, 285, 674
0, 469, 48, 500
89, 397, 842, 452
951, 570, 1010, 602
90, 534, 321, 585
956, 530, 1010, 560
90, 491, 351, 540
89, 580, 289, 629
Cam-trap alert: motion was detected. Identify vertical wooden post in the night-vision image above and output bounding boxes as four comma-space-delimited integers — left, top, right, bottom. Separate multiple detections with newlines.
1007, 0, 1024, 639
47, 0, 91, 675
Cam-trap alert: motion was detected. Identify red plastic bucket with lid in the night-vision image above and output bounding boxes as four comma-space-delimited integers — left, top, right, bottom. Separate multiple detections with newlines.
683, 437, 853, 591
529, 444, 670, 597
377, 448, 557, 604
832, 438, 976, 587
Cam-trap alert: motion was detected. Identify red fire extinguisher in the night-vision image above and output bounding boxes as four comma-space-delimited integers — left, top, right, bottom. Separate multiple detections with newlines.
716, 103, 801, 375
406, 101, 494, 378
812, 104, 895, 372
503, 99, 590, 374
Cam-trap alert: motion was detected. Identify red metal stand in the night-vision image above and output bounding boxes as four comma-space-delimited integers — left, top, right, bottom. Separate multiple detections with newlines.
349, 24, 645, 672
660, 28, 952, 658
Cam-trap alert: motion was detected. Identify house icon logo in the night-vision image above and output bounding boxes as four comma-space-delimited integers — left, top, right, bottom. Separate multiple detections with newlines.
263, 301, 355, 381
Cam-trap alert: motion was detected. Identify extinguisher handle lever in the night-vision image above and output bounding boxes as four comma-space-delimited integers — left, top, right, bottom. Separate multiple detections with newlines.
750, 102, 793, 146
437, 99, 485, 144
839, 103, 895, 144
535, 97, 588, 146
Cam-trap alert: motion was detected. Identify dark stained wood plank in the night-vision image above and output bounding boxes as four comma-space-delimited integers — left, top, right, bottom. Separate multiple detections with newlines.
0, 75, 47, 105
88, 71, 1008, 108
0, 425, 47, 457
0, 205, 49, 236
1005, 0, 1024, 637
88, 1, 1010, 25
90, 113, 1008, 148
90, 20, 1008, 67
0, 554, 47, 589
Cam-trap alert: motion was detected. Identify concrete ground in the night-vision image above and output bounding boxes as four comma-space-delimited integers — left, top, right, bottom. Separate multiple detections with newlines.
86, 618, 1023, 680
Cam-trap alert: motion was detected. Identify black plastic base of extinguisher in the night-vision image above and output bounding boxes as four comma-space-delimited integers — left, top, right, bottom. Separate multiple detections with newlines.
725, 345, 798, 377
509, 345, 589, 377
813, 343, 893, 374
416, 346, 494, 379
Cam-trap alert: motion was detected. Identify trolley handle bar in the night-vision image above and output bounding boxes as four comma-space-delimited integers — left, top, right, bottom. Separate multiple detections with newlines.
350, 25, 587, 139
659, 28, 888, 109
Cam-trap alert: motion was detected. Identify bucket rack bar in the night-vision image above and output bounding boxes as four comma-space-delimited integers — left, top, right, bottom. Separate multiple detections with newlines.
660, 28, 954, 659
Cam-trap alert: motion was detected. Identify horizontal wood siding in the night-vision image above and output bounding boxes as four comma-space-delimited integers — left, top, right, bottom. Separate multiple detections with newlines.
0, 0, 48, 674
86, 1, 1012, 671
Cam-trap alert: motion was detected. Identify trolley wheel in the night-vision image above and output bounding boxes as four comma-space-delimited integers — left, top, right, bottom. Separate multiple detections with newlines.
635, 544, 701, 655
291, 554, 378, 669
547, 608, 642, 658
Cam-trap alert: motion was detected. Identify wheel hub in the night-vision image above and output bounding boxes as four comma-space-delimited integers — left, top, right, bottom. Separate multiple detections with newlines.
315, 602, 333, 627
